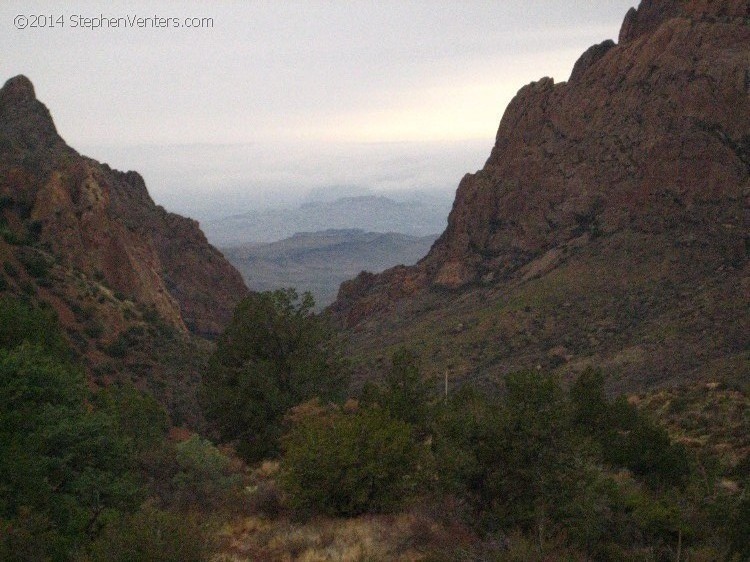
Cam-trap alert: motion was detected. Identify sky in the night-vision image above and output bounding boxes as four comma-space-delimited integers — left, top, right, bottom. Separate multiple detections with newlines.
0, 1, 636, 219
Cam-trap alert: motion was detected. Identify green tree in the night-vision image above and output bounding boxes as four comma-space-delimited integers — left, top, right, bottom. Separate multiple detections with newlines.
94, 383, 170, 456
360, 348, 433, 434
432, 372, 591, 546
480, 372, 583, 533
170, 436, 242, 511
200, 289, 349, 462
570, 369, 690, 488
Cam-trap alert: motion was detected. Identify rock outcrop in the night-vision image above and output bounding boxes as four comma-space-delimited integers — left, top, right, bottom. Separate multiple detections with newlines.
0, 75, 247, 337
331, 0, 749, 324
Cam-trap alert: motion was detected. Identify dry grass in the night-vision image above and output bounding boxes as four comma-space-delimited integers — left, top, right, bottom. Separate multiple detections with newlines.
216, 461, 470, 562
213, 510, 452, 562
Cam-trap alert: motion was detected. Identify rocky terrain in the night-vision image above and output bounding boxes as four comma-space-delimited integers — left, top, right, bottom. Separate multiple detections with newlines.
0, 75, 247, 338
222, 229, 437, 308
0, 75, 248, 425
330, 0, 750, 391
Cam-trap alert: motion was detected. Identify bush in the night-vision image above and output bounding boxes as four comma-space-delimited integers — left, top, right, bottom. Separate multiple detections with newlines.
104, 335, 129, 358
570, 368, 690, 487
17, 250, 50, 279
0, 296, 69, 357
280, 405, 422, 516
84, 505, 214, 562
94, 383, 170, 455
0, 344, 141, 554
3, 261, 18, 278
361, 347, 434, 435
170, 436, 243, 511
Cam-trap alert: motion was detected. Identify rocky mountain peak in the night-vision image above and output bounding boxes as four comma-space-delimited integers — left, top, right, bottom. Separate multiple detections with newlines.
0, 75, 62, 153
0, 75, 37, 103
619, 0, 750, 43
329, 0, 748, 389
0, 75, 247, 339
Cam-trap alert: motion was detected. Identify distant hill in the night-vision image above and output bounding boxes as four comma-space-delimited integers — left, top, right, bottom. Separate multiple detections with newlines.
222, 229, 437, 308
203, 194, 450, 245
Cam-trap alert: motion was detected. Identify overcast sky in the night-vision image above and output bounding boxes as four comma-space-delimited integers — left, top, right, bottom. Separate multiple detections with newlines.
0, 1, 636, 217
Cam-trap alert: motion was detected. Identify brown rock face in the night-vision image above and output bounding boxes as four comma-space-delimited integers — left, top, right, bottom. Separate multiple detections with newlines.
330, 0, 749, 327
0, 75, 247, 337
329, 0, 748, 390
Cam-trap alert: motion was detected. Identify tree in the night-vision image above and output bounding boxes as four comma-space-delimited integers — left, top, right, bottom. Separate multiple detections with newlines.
570, 369, 689, 488
360, 347, 433, 434
432, 371, 591, 545
200, 289, 349, 462
0, 296, 69, 358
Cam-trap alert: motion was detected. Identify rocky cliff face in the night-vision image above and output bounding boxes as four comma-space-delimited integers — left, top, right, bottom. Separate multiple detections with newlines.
0, 75, 247, 338
330, 0, 749, 390
332, 0, 748, 321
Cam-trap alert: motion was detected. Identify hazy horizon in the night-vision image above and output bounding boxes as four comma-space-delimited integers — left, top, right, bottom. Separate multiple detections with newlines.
78, 138, 484, 220
1, 1, 636, 220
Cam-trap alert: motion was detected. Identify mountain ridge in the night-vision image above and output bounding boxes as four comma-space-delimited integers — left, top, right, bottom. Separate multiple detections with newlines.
0, 74, 247, 338
203, 193, 451, 245
329, 0, 749, 391
222, 228, 438, 308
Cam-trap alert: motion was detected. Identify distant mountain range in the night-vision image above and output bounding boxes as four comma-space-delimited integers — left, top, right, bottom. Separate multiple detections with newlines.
221, 229, 437, 308
203, 194, 451, 245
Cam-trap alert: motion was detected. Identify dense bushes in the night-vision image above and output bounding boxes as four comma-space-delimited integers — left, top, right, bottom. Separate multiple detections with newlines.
0, 326, 141, 557
83, 505, 214, 562
280, 402, 423, 516
570, 367, 691, 487
273, 349, 728, 560
170, 436, 243, 511
0, 297, 230, 560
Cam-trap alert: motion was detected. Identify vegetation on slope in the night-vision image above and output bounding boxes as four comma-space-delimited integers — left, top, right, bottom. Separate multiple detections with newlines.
1, 287, 747, 561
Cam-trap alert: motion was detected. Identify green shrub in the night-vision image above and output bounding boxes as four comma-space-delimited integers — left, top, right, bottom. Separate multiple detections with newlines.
104, 335, 129, 358
170, 436, 242, 511
18, 250, 52, 280
83, 320, 104, 339
0, 296, 69, 357
84, 505, 214, 562
571, 369, 690, 488
361, 347, 434, 435
0, 508, 67, 562
95, 383, 170, 455
280, 406, 422, 516
0, 344, 141, 554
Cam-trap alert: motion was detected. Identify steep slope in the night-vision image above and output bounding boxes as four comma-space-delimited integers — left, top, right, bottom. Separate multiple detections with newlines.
0, 75, 247, 338
222, 229, 438, 308
330, 0, 749, 391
